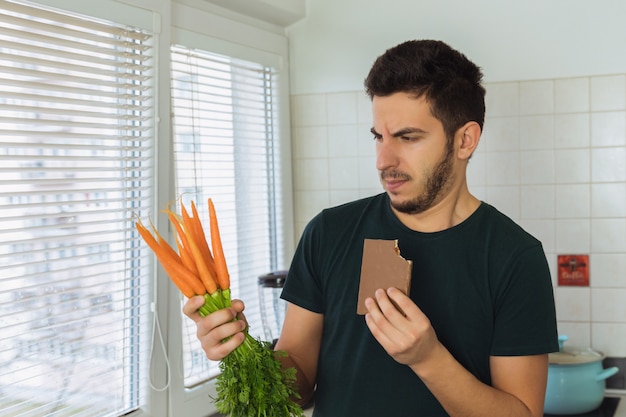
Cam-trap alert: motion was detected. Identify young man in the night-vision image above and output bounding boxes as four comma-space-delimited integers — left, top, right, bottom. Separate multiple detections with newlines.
184, 40, 559, 417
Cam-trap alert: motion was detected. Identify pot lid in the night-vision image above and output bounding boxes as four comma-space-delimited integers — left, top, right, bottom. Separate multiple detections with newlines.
549, 335, 605, 365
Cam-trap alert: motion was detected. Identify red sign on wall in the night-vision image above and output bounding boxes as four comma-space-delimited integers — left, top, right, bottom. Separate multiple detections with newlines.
557, 255, 589, 286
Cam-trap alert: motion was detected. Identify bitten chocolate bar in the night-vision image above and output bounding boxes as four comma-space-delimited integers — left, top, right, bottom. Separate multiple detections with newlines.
356, 239, 412, 315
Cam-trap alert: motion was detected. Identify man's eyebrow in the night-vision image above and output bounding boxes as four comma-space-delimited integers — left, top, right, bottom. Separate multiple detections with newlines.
370, 127, 427, 137
391, 127, 427, 137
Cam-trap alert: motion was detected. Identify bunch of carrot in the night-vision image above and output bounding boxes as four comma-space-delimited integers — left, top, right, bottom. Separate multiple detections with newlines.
135, 198, 303, 417
135, 198, 231, 316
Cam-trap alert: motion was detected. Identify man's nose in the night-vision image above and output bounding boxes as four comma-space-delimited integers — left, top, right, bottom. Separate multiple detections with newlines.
375, 138, 398, 172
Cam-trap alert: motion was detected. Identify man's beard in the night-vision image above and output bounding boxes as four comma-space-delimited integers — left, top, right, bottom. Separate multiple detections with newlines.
383, 142, 455, 215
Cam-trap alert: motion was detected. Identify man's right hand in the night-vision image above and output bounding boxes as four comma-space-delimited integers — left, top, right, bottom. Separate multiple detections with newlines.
182, 295, 247, 361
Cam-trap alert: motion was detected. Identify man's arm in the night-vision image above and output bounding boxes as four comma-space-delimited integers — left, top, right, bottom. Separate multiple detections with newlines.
365, 287, 548, 417
274, 303, 323, 406
413, 346, 548, 417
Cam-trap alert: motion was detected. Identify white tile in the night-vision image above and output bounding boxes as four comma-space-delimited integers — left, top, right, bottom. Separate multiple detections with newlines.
358, 155, 380, 190
356, 93, 372, 125
326, 92, 358, 125
520, 150, 554, 184
485, 186, 520, 220
471, 186, 488, 202
294, 190, 329, 223
481, 116, 519, 151
293, 158, 329, 190
591, 288, 626, 322
485, 151, 519, 185
329, 157, 359, 190
591, 111, 626, 147
591, 183, 626, 218
485, 82, 519, 117
357, 123, 376, 157
327, 125, 358, 157
291, 94, 327, 127
556, 322, 591, 347
520, 115, 553, 150
554, 113, 590, 149
520, 219, 555, 252
519, 80, 554, 115
591, 147, 626, 182
555, 286, 590, 322
546, 252, 557, 286
554, 77, 590, 114
591, 218, 626, 253
358, 188, 382, 199
467, 151, 486, 187
555, 219, 591, 253
521, 185, 554, 219
555, 184, 590, 218
592, 323, 626, 357
293, 126, 328, 159
590, 253, 626, 288
330, 189, 360, 207
554, 148, 590, 184
591, 75, 626, 111
294, 221, 307, 242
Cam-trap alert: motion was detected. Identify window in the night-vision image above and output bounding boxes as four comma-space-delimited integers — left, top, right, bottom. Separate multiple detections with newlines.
0, 1, 292, 416
0, 1, 154, 416
170, 44, 286, 387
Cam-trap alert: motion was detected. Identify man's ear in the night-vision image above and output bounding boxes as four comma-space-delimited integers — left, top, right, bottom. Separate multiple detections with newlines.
457, 121, 481, 160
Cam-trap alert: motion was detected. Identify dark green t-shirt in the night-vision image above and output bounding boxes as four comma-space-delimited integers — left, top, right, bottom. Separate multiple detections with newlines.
281, 193, 559, 417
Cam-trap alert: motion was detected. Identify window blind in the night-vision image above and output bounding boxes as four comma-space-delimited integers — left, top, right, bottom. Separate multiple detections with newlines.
170, 44, 285, 387
0, 1, 154, 416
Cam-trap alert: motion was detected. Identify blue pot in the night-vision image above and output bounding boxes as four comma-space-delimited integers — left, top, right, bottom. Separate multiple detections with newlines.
544, 336, 619, 415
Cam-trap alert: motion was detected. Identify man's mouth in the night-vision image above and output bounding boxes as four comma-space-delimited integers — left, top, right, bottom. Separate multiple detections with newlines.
380, 171, 410, 192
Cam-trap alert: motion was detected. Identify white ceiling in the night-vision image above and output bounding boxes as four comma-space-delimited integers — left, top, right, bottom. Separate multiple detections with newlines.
203, 0, 305, 27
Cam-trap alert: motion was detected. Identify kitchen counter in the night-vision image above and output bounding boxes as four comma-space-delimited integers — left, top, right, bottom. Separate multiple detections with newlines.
607, 390, 626, 417
301, 391, 626, 417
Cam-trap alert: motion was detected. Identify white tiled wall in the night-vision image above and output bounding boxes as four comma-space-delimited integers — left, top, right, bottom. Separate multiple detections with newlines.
290, 92, 380, 234
290, 74, 626, 357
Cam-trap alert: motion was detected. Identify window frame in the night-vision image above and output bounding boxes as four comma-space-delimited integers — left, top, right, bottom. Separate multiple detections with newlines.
166, 7, 294, 415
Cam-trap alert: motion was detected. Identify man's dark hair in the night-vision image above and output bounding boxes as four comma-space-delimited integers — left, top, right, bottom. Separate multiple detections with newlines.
364, 40, 486, 141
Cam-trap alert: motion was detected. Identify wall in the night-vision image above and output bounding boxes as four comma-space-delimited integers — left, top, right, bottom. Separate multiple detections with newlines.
290, 74, 626, 364
478, 76, 626, 360
286, 0, 626, 95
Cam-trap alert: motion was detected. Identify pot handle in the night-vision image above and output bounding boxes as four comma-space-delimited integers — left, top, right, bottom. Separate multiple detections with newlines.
595, 367, 619, 381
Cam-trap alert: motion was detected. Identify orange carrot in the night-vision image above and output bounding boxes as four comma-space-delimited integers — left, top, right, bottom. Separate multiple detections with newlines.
135, 221, 204, 297
182, 202, 216, 277
166, 209, 218, 294
147, 216, 181, 264
159, 261, 195, 298
208, 198, 230, 290
162, 257, 206, 296
176, 239, 199, 276
189, 201, 216, 273
166, 210, 197, 271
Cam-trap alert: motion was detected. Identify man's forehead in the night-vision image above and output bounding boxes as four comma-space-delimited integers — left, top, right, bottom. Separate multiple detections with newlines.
371, 94, 437, 130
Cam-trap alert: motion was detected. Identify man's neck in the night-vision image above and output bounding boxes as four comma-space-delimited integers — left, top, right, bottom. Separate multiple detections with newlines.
391, 187, 481, 233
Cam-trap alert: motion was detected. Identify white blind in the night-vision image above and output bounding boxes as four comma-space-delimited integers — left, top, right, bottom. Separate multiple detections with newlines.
0, 1, 154, 416
170, 44, 285, 387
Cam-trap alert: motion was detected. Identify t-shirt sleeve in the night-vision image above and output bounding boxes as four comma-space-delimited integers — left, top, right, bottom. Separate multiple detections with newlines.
490, 243, 560, 356
280, 213, 325, 314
